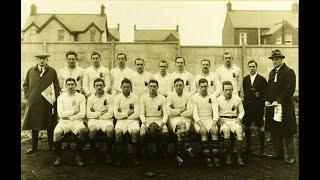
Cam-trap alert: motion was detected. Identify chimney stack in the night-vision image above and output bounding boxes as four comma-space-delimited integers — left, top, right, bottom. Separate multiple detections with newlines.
227, 1, 232, 12
176, 25, 179, 32
100, 4, 105, 16
134, 24, 136, 30
30, 4, 37, 16
292, 2, 298, 14
117, 23, 120, 30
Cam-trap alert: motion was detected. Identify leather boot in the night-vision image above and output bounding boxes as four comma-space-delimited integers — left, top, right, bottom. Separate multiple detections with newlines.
27, 130, 38, 154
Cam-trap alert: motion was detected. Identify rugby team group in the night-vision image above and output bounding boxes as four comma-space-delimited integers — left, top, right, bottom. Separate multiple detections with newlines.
22, 49, 297, 168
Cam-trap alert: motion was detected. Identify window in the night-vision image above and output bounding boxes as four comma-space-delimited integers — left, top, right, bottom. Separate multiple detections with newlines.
30, 29, 36, 42
58, 30, 64, 41
276, 36, 282, 45
90, 30, 96, 42
239, 32, 247, 45
284, 33, 293, 45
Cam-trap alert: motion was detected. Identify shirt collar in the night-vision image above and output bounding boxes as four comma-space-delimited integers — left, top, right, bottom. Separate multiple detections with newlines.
37, 64, 47, 71
275, 63, 284, 72
250, 72, 257, 78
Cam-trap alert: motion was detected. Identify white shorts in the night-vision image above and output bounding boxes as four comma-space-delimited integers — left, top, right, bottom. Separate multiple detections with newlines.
169, 116, 191, 133
145, 117, 164, 127
54, 119, 87, 141
220, 119, 242, 134
87, 119, 114, 132
194, 118, 217, 134
115, 119, 140, 134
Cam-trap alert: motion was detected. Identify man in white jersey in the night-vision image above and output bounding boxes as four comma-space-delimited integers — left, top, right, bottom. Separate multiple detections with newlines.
194, 59, 219, 98
58, 51, 89, 96
170, 57, 195, 94
167, 78, 193, 167
192, 78, 220, 168
53, 78, 88, 167
114, 78, 141, 166
140, 79, 169, 160
215, 52, 242, 97
110, 53, 134, 95
86, 78, 114, 164
217, 81, 245, 166
84, 52, 111, 97
131, 58, 153, 99
153, 60, 171, 97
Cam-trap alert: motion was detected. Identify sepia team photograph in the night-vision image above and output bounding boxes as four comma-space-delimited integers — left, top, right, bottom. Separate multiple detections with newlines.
21, 0, 299, 179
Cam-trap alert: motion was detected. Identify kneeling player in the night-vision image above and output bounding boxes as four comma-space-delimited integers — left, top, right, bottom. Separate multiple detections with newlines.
87, 78, 114, 164
167, 78, 193, 167
217, 81, 245, 166
53, 78, 88, 166
114, 78, 141, 166
192, 78, 220, 168
140, 79, 169, 160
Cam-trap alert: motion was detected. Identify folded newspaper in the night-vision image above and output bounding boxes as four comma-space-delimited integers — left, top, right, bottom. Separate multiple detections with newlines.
273, 104, 282, 122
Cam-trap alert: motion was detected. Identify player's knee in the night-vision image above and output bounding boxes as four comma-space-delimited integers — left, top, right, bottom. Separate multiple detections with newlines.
131, 130, 139, 142
88, 124, 96, 132
235, 128, 243, 140
53, 128, 63, 142
209, 126, 218, 136
105, 126, 114, 137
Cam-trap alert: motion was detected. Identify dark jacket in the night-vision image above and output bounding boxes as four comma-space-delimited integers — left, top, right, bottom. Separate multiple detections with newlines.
243, 73, 267, 121
22, 65, 60, 130
265, 63, 297, 135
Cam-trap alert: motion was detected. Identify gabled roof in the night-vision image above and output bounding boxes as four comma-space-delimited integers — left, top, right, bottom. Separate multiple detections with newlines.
22, 14, 107, 33
262, 21, 298, 36
134, 28, 179, 42
227, 10, 298, 29
108, 28, 119, 41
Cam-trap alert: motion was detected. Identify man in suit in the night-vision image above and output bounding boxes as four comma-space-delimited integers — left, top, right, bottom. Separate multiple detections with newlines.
242, 60, 267, 156
22, 51, 60, 154
265, 49, 297, 164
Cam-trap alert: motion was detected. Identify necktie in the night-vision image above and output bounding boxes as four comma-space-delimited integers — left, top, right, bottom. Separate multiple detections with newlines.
274, 70, 278, 82
40, 67, 45, 77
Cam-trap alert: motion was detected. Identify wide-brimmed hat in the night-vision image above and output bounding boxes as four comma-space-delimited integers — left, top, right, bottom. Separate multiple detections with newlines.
35, 51, 50, 58
268, 49, 285, 60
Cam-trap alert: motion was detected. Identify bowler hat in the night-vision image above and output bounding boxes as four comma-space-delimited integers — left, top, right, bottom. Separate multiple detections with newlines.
35, 51, 50, 58
268, 49, 285, 59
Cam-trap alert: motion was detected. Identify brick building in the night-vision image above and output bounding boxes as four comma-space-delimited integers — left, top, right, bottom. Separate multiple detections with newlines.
222, 1, 298, 45
21, 4, 119, 43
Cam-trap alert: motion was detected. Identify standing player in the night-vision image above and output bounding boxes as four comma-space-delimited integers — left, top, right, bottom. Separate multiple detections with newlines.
192, 78, 220, 168
86, 78, 114, 164
84, 51, 111, 97
131, 58, 153, 99
194, 59, 219, 97
170, 57, 195, 94
153, 60, 171, 97
215, 52, 242, 97
110, 53, 134, 95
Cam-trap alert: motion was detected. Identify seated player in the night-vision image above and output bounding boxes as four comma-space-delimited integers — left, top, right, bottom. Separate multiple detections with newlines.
113, 78, 141, 166
167, 78, 193, 167
86, 78, 114, 164
192, 78, 220, 168
53, 78, 88, 166
140, 79, 169, 160
216, 81, 245, 166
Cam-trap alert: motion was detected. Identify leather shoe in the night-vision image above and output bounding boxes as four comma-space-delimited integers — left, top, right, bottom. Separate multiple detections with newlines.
237, 157, 245, 166
54, 157, 62, 166
267, 154, 284, 160
75, 155, 84, 167
226, 155, 232, 165
26, 148, 37, 154
285, 158, 296, 164
132, 155, 141, 166
205, 158, 214, 168
213, 157, 221, 167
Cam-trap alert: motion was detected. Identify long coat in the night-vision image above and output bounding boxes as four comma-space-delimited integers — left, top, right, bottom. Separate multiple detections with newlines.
243, 74, 267, 125
265, 63, 297, 136
22, 65, 60, 130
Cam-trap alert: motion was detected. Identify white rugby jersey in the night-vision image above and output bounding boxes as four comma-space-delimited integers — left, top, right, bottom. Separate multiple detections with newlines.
84, 65, 111, 95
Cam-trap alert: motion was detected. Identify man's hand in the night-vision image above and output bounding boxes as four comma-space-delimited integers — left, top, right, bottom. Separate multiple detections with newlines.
219, 119, 225, 126
127, 109, 134, 117
100, 108, 108, 115
197, 120, 206, 131
265, 101, 271, 107
180, 107, 187, 114
235, 118, 241, 125
90, 107, 95, 112
74, 108, 80, 115
271, 101, 279, 106
62, 117, 70, 120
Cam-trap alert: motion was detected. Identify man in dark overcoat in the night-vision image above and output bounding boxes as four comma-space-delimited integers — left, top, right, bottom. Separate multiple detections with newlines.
243, 60, 268, 156
22, 52, 60, 154
265, 49, 297, 164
